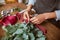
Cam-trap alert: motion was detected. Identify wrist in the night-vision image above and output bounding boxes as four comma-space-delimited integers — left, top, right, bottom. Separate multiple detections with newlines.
26, 4, 33, 12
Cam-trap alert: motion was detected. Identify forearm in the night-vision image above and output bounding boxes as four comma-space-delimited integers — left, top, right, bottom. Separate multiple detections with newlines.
42, 12, 56, 19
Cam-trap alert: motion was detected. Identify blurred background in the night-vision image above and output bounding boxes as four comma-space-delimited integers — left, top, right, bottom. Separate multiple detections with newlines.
0, 0, 29, 4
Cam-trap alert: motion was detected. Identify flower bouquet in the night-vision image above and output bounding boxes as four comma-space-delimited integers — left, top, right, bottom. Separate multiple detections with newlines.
0, 8, 46, 40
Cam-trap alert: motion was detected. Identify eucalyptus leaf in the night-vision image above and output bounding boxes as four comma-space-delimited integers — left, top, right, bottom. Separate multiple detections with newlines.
2, 22, 46, 40
37, 31, 43, 37
12, 29, 23, 36
28, 33, 35, 40
22, 33, 28, 40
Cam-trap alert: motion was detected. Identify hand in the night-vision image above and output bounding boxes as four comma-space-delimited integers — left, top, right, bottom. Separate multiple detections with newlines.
23, 10, 30, 22
30, 14, 46, 24
23, 4, 33, 22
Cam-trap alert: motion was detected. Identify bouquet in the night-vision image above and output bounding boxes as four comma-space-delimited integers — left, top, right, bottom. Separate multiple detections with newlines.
0, 8, 46, 40
2, 22, 46, 40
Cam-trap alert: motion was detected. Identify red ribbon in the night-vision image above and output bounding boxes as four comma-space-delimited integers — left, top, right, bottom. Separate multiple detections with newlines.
35, 24, 47, 35
2, 16, 17, 26
0, 12, 47, 34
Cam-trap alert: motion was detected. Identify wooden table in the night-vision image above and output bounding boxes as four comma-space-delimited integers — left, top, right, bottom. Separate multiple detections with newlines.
0, 3, 60, 40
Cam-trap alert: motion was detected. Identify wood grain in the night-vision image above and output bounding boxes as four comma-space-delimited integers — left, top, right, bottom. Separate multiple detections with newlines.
43, 21, 60, 40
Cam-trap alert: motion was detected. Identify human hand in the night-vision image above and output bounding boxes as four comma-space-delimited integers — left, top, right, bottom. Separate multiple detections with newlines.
30, 14, 46, 24
23, 10, 30, 22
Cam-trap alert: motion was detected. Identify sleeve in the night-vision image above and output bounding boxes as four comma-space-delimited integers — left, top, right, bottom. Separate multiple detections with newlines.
28, 0, 36, 6
55, 10, 60, 21
55, 0, 60, 21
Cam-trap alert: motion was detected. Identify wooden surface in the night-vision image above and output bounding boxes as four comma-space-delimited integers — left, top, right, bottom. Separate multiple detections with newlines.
43, 21, 60, 40
0, 3, 60, 40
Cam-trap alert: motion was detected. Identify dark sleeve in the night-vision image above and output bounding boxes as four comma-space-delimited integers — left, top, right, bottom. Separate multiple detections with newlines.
56, 0, 60, 10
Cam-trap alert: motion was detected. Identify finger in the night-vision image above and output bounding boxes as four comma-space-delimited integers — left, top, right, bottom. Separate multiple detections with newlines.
26, 12, 30, 21
32, 19, 38, 23
30, 15, 33, 18
33, 21, 40, 24
30, 17, 36, 21
23, 12, 27, 20
23, 12, 30, 23
35, 20, 44, 24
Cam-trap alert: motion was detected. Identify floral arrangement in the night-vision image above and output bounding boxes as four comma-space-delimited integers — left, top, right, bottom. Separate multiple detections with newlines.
0, 8, 46, 40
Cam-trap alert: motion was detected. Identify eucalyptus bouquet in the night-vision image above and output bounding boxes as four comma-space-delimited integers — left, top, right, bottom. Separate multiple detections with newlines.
1, 22, 46, 40
1, 8, 46, 40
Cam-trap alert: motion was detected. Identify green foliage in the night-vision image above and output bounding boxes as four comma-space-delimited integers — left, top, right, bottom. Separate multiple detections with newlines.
1, 22, 46, 40
13, 7, 22, 12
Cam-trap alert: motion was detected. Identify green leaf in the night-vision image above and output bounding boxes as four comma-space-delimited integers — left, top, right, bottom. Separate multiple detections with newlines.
28, 33, 35, 40
13, 35, 23, 40
37, 31, 43, 37
22, 33, 28, 40
2, 22, 46, 40
12, 29, 23, 36
36, 37, 46, 40
6, 26, 17, 34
